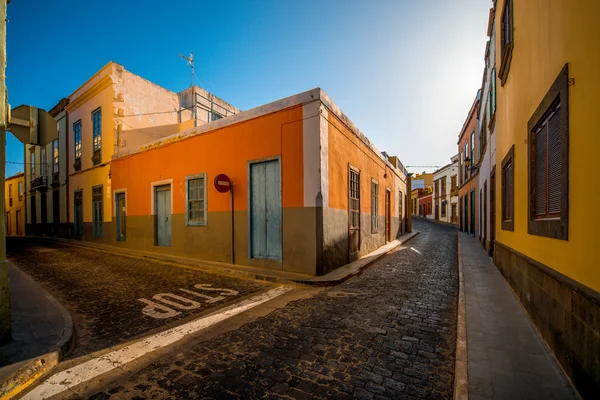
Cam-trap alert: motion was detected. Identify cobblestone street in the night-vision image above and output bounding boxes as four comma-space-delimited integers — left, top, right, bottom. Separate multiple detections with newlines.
86, 219, 458, 400
6, 238, 273, 358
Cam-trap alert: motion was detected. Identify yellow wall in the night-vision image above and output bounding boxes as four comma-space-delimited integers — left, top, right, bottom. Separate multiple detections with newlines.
495, 0, 600, 291
5, 173, 25, 236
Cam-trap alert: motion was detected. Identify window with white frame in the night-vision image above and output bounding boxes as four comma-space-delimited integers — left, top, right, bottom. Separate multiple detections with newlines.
74, 120, 82, 159
52, 139, 59, 174
92, 108, 102, 152
371, 180, 379, 232
186, 174, 207, 225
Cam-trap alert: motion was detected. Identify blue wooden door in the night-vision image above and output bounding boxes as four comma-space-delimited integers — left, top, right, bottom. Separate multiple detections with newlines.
155, 185, 171, 246
116, 193, 126, 242
250, 159, 282, 261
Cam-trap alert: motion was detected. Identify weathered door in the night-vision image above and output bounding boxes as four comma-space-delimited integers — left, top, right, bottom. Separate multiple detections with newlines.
470, 190, 475, 236
41, 192, 47, 235
385, 190, 391, 242
250, 159, 282, 261
155, 185, 171, 247
16, 210, 21, 235
483, 182, 487, 246
116, 193, 126, 242
490, 170, 496, 256
74, 191, 83, 240
6, 212, 10, 235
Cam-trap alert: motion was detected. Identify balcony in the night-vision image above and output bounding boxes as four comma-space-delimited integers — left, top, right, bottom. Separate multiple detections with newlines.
51, 172, 60, 187
30, 175, 49, 192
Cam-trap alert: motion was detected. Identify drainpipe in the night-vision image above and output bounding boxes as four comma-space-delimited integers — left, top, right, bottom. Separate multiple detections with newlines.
0, 0, 11, 344
406, 173, 412, 233
65, 110, 69, 238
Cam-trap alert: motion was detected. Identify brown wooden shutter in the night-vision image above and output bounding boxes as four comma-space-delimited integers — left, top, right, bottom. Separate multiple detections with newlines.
535, 126, 547, 216
547, 108, 562, 215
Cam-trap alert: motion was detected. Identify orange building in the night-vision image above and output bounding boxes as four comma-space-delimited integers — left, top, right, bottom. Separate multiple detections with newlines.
109, 89, 409, 275
458, 92, 480, 235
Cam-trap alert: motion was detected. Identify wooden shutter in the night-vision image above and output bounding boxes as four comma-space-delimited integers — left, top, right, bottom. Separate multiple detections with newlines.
547, 108, 562, 215
534, 126, 547, 216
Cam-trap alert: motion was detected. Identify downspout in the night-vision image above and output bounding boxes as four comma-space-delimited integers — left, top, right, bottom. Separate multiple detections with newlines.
65, 110, 70, 238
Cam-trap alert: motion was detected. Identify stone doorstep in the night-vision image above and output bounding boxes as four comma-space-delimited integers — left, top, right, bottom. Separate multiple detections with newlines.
33, 231, 421, 287
0, 265, 75, 400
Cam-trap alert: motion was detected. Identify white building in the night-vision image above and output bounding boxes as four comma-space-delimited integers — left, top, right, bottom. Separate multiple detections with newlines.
477, 7, 497, 255
433, 155, 459, 224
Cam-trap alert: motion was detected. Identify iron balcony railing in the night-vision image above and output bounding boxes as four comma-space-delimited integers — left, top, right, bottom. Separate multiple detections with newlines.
30, 175, 48, 192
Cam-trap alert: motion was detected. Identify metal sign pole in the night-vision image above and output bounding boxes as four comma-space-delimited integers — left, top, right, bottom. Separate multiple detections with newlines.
230, 186, 234, 265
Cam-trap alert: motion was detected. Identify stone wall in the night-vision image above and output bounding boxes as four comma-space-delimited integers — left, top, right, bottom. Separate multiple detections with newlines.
494, 241, 600, 398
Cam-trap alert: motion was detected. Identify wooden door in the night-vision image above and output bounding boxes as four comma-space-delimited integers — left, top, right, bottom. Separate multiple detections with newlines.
250, 159, 282, 261
155, 185, 171, 247
490, 169, 496, 256
116, 193, 126, 242
385, 190, 391, 242
74, 190, 83, 240
16, 210, 21, 235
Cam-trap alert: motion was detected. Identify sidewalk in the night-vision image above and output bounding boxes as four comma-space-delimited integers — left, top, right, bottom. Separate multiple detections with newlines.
0, 264, 73, 398
459, 234, 578, 400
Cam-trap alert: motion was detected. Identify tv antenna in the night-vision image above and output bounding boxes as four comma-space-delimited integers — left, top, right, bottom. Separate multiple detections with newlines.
179, 52, 195, 87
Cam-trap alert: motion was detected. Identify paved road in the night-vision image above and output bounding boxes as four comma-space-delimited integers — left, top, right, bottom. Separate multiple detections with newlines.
7, 238, 273, 358
86, 219, 458, 399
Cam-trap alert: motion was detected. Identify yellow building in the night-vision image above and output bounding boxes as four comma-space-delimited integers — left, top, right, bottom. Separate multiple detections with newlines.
493, 1, 600, 396
65, 62, 238, 240
5, 172, 25, 236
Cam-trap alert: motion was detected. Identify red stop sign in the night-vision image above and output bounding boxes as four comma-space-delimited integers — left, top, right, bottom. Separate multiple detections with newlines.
214, 174, 232, 193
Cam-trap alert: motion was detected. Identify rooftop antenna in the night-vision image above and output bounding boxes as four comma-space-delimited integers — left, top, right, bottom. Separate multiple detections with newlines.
179, 52, 194, 87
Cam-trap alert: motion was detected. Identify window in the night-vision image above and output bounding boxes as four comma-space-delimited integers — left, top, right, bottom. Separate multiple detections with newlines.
52, 139, 59, 174
74, 120, 82, 160
499, 0, 513, 85
30, 151, 35, 180
398, 190, 403, 223
40, 149, 46, 177
18, 182, 23, 200
441, 201, 447, 217
92, 185, 103, 238
92, 108, 102, 164
464, 142, 469, 181
211, 112, 223, 122
527, 64, 569, 240
489, 68, 497, 123
480, 113, 487, 157
451, 175, 457, 191
349, 167, 360, 252
441, 179, 446, 197
8, 184, 13, 207
501, 146, 514, 231
371, 180, 379, 233
458, 151, 465, 185
470, 131, 475, 174
186, 174, 207, 226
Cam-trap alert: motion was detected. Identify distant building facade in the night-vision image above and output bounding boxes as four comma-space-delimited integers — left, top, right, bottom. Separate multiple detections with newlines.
433, 155, 459, 224
5, 172, 25, 236
458, 93, 480, 236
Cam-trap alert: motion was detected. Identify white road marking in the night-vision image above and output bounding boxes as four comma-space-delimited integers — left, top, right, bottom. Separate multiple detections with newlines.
411, 247, 422, 255
23, 286, 293, 400
139, 283, 241, 319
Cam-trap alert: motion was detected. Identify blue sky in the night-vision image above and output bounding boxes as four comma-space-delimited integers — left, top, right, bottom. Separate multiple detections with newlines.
5, 0, 491, 177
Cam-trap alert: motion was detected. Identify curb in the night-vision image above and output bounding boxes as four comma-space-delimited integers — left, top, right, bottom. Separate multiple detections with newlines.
294, 231, 420, 286
454, 233, 468, 400
30, 231, 420, 288
0, 266, 74, 400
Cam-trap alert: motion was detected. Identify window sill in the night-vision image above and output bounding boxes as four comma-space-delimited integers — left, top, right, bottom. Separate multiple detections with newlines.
187, 222, 207, 227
